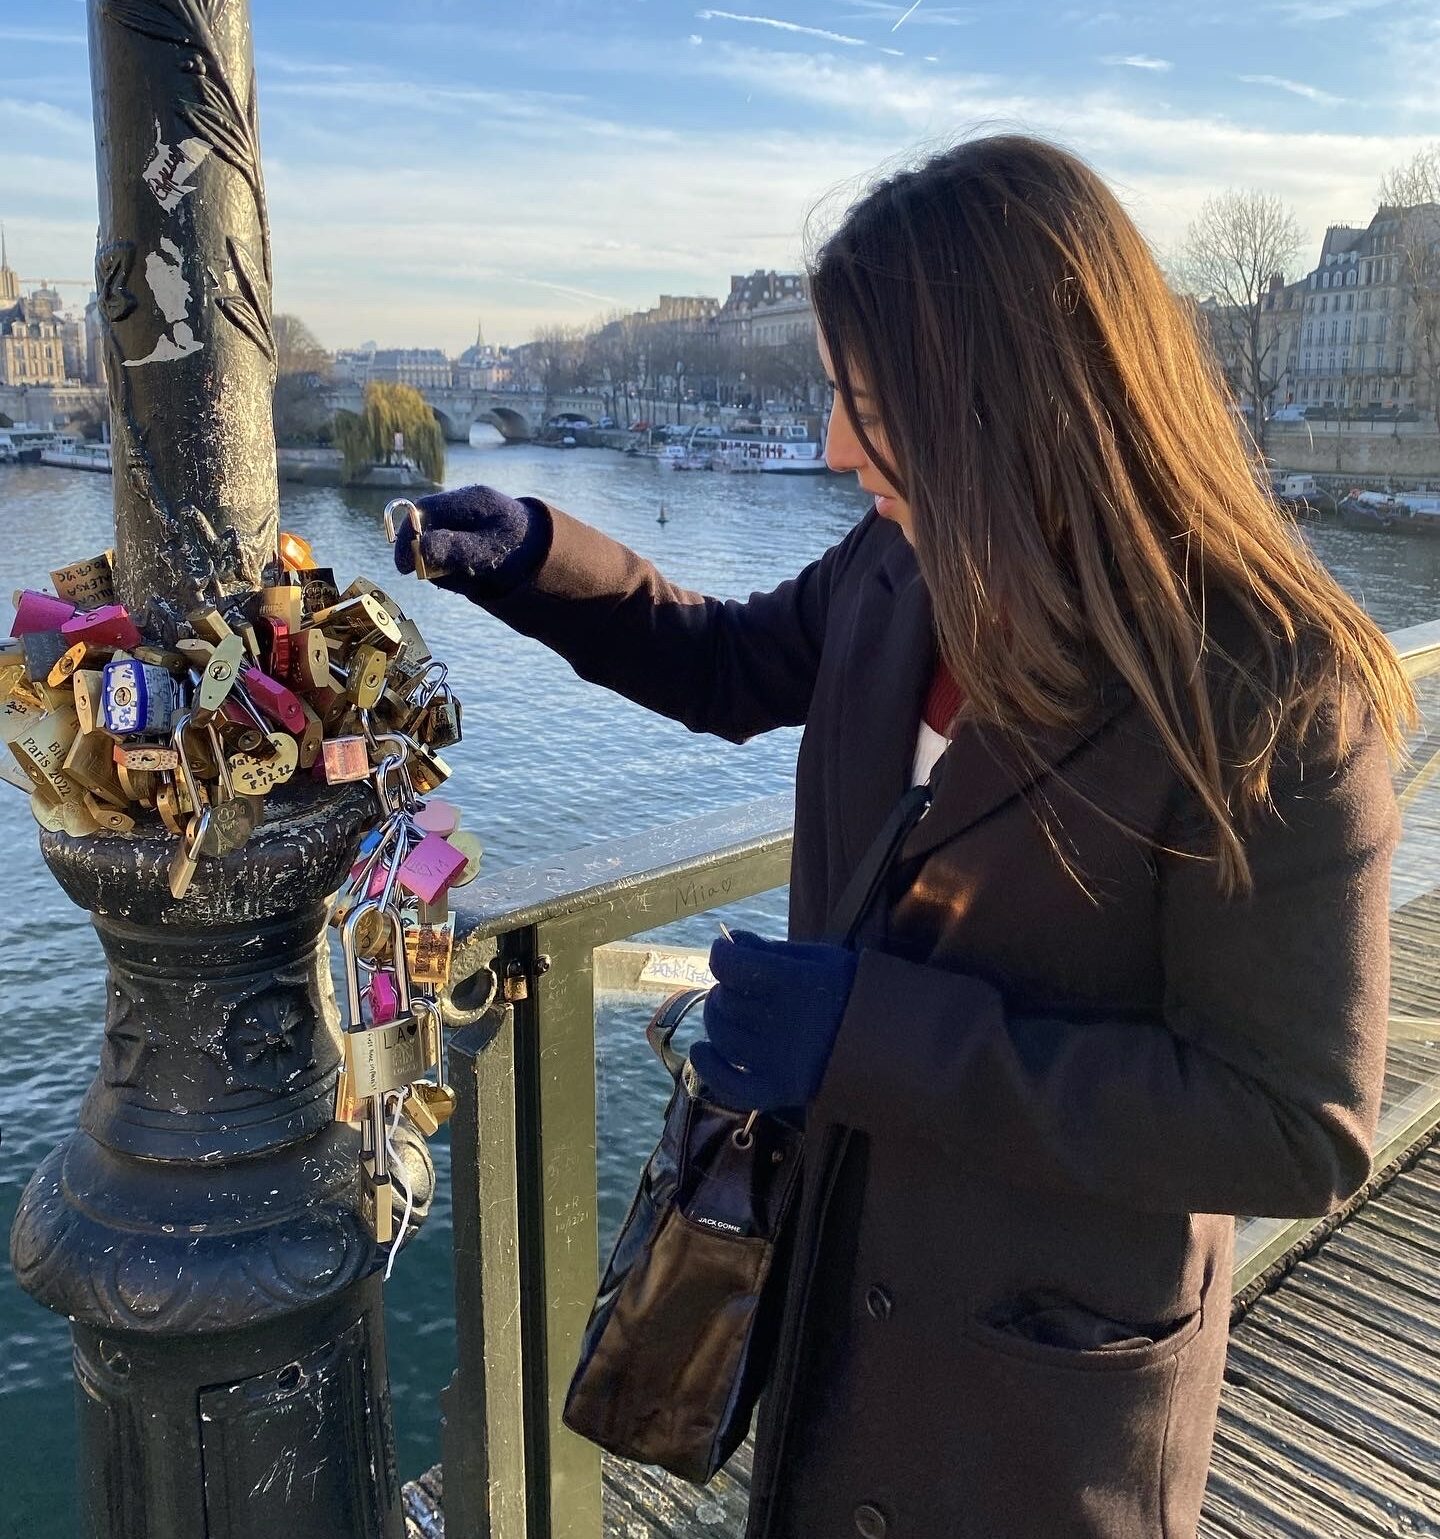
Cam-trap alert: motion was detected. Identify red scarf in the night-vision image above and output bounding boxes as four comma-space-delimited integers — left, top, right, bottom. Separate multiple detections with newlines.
922, 654, 964, 736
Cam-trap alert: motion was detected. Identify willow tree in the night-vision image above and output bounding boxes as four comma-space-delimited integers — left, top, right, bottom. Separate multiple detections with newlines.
333, 381, 445, 485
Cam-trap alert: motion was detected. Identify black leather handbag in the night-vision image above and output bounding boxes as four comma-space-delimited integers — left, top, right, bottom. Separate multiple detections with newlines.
562, 784, 932, 1483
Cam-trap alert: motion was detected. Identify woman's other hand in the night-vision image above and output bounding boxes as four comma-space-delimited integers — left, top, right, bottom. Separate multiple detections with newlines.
690, 930, 859, 1112
393, 484, 551, 603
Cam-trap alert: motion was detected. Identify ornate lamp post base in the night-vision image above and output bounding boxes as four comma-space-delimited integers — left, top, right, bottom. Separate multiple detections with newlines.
11, 786, 434, 1538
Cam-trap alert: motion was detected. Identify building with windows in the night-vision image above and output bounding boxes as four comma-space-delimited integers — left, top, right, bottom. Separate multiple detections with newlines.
0, 231, 91, 388
332, 345, 453, 390
455, 322, 514, 390
716, 271, 810, 350
1195, 273, 1307, 416
1290, 207, 1439, 413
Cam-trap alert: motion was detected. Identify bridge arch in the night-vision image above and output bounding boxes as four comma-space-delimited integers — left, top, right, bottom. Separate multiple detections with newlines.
475, 405, 532, 443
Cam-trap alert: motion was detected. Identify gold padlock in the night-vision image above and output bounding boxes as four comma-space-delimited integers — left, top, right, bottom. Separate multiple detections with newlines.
405, 1081, 457, 1135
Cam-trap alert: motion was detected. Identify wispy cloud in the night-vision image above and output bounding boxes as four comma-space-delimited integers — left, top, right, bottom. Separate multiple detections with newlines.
1101, 53, 1172, 70
1237, 73, 1345, 105
0, 26, 85, 46
256, 54, 355, 78
1270, 0, 1389, 19
695, 10, 867, 46
0, 97, 92, 139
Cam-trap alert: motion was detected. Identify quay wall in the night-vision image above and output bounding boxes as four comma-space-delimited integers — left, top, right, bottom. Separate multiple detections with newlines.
1268, 429, 1440, 483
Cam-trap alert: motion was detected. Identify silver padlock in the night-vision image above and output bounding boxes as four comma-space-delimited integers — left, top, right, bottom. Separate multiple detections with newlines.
384, 498, 449, 583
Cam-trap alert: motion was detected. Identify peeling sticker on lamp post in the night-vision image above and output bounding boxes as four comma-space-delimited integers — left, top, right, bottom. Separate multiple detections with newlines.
124, 238, 204, 367
142, 125, 211, 213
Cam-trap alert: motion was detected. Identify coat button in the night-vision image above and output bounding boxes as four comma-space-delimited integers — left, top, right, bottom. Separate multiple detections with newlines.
854, 1503, 888, 1538
865, 1285, 893, 1321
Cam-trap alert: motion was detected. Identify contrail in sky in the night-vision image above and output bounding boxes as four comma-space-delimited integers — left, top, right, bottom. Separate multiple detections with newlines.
891, 0, 925, 28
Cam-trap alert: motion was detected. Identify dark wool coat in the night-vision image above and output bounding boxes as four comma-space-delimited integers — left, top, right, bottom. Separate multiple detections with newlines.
491, 503, 1399, 1539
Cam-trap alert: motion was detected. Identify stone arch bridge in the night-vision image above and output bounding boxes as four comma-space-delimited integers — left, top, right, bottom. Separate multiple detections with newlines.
322, 385, 604, 444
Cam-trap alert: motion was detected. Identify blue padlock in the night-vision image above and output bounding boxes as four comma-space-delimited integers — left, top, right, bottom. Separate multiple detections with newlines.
101, 659, 179, 736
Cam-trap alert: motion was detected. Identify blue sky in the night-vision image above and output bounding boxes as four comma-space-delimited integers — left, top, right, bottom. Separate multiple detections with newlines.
1, 0, 1437, 349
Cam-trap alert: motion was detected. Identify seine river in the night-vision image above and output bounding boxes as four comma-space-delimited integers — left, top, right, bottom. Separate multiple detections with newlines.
1, 435, 1438, 1535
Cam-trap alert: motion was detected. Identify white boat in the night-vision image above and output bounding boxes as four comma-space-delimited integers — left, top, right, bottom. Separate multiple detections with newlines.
0, 424, 61, 463
652, 416, 831, 473
658, 443, 713, 471
39, 437, 113, 474
699, 418, 829, 474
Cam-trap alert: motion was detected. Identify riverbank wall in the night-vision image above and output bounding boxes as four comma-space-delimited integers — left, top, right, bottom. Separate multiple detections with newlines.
1268, 429, 1440, 483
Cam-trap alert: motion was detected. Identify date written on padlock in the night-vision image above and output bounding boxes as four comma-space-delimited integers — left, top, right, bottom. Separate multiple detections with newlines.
50, 554, 115, 609
229, 733, 299, 795
344, 1014, 438, 1099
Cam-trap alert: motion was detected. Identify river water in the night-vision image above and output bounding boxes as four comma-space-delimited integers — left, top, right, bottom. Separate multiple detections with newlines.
1, 436, 1438, 1536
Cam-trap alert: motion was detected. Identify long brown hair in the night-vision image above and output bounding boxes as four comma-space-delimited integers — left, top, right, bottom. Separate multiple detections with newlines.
809, 134, 1415, 894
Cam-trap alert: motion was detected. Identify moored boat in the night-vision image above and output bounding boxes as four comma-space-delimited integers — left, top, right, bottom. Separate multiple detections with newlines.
39, 436, 113, 473
662, 416, 830, 474
0, 424, 61, 463
1272, 473, 1336, 519
1337, 489, 1440, 535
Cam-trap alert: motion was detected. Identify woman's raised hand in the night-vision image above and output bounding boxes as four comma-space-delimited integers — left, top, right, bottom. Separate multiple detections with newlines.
392, 484, 551, 603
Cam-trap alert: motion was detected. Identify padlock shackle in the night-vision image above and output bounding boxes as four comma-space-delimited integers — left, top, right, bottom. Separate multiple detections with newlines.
382, 498, 421, 545
170, 710, 205, 813
341, 900, 412, 1022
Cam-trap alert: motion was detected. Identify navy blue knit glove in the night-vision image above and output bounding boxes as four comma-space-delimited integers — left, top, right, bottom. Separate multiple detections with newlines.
392, 484, 552, 603
689, 930, 859, 1113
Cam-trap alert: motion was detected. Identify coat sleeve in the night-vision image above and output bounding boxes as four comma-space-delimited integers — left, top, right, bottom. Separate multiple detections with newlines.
813, 699, 1401, 1219
484, 503, 873, 743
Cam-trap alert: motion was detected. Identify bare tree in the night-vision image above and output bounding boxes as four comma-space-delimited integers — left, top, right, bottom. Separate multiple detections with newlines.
529, 324, 586, 413
1378, 146, 1440, 433
1179, 190, 1306, 459
271, 313, 333, 445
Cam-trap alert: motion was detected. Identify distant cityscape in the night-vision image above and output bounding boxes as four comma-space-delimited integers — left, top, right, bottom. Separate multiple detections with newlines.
2, 192, 1437, 431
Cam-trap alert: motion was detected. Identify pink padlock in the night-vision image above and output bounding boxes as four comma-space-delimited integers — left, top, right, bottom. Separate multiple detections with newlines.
412, 799, 460, 837
11, 589, 77, 637
241, 665, 307, 735
61, 603, 142, 650
397, 833, 468, 904
368, 970, 401, 1024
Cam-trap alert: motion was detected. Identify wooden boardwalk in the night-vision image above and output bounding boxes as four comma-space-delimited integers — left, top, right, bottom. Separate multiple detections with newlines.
407, 668, 1440, 1539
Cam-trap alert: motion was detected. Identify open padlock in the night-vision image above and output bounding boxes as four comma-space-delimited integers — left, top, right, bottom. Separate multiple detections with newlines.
384, 498, 450, 584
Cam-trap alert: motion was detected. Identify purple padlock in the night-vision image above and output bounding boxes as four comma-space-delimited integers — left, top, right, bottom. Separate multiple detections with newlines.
368, 970, 401, 1025
397, 833, 468, 905
11, 589, 77, 637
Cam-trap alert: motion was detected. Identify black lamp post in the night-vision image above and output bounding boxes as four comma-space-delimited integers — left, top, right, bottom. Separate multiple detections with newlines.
8, 7, 431, 1535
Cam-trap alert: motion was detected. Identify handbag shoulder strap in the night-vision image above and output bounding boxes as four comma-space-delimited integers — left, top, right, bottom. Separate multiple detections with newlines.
826, 783, 932, 946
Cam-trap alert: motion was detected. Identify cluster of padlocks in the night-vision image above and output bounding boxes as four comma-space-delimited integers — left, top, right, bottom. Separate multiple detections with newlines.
0, 507, 478, 1257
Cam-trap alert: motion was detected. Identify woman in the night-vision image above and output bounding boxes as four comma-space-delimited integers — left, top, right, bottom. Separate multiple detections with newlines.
395, 135, 1413, 1538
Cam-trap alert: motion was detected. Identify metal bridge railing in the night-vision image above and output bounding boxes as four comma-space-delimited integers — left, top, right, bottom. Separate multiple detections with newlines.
436, 617, 1440, 1539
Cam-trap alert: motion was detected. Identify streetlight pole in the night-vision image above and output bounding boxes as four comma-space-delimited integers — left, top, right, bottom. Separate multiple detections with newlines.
9, 7, 428, 1536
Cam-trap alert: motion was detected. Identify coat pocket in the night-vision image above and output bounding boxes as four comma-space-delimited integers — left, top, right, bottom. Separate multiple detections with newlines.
936, 1297, 1208, 1538
966, 1291, 1204, 1372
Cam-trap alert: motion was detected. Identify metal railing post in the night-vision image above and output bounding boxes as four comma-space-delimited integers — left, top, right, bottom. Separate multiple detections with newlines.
441, 798, 795, 1538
